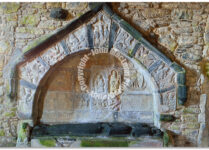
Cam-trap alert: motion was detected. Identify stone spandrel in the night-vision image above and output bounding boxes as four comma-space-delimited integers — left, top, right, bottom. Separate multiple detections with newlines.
90, 11, 111, 48
64, 25, 89, 52
113, 27, 138, 53
19, 57, 49, 85
17, 85, 35, 119
161, 88, 176, 111
134, 45, 159, 69
40, 43, 67, 66
151, 62, 176, 90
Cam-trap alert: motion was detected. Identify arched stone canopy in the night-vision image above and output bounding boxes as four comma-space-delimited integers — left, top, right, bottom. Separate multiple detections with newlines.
4, 4, 186, 127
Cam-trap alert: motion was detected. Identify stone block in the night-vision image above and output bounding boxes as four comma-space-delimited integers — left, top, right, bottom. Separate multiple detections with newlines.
177, 72, 186, 85
177, 85, 187, 105
0, 55, 4, 70
177, 36, 198, 46
38, 20, 61, 30
198, 113, 205, 123
183, 107, 200, 114
182, 129, 199, 138
31, 3, 45, 9
181, 123, 200, 129
0, 3, 20, 14
64, 25, 89, 52
20, 15, 40, 26
172, 9, 193, 20
46, 2, 62, 8
181, 114, 198, 122
142, 9, 170, 18
91, 13, 111, 48
200, 94, 207, 112
159, 35, 177, 52
113, 27, 138, 53
0, 41, 11, 54
121, 95, 153, 111
118, 111, 154, 123
169, 123, 181, 131
40, 43, 67, 66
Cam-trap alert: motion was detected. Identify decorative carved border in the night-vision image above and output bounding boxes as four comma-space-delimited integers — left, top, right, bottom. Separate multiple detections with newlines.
3, 3, 186, 144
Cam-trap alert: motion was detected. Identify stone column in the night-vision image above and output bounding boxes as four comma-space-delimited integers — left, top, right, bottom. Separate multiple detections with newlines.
197, 94, 208, 147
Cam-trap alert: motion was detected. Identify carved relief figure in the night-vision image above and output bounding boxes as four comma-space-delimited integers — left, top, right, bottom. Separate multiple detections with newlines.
130, 72, 146, 90
93, 73, 105, 93
109, 70, 121, 96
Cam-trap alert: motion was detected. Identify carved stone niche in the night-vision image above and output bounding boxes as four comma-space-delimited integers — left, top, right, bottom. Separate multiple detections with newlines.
3, 4, 186, 147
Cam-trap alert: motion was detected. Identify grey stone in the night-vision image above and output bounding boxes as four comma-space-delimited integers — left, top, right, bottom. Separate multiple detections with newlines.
177, 72, 186, 85
177, 85, 187, 104
172, 9, 193, 20
19, 79, 37, 90
50, 8, 68, 20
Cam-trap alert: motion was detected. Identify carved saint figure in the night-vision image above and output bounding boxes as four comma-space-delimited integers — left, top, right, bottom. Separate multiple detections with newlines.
109, 70, 121, 96
130, 72, 146, 90
94, 73, 105, 93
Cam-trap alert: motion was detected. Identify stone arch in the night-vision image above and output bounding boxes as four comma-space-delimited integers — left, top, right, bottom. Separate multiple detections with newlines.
3, 3, 186, 130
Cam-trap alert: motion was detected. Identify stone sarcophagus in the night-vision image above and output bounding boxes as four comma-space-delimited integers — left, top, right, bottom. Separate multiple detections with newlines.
3, 3, 186, 147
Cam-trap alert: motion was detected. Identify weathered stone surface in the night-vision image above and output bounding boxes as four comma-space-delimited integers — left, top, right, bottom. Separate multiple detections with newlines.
46, 2, 62, 8
19, 57, 49, 85
181, 114, 198, 122
16, 27, 44, 35
66, 2, 88, 11
20, 15, 40, 26
177, 36, 197, 46
158, 35, 177, 52
90, 12, 111, 48
172, 9, 193, 20
64, 25, 89, 51
113, 28, 137, 53
183, 107, 200, 114
169, 122, 181, 131
0, 3, 20, 14
182, 129, 199, 139
142, 9, 170, 18
181, 123, 200, 129
31, 3, 45, 9
0, 56, 4, 70
40, 43, 67, 66
0, 40, 11, 54
0, 3, 200, 147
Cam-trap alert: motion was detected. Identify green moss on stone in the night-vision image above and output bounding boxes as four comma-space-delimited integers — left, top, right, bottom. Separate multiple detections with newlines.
4, 111, 15, 117
205, 63, 209, 78
6, 14, 18, 21
128, 49, 133, 57
77, 12, 84, 17
23, 34, 51, 53
17, 122, 28, 142
0, 3, 20, 14
81, 140, 129, 147
20, 15, 39, 26
163, 131, 169, 147
39, 139, 56, 147
0, 40, 11, 54
0, 129, 5, 136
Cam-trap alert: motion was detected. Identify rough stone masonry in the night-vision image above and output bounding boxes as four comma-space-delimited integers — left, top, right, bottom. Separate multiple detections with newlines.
0, 2, 209, 147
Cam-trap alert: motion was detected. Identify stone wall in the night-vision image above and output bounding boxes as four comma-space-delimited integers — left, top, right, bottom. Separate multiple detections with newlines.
0, 2, 209, 147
